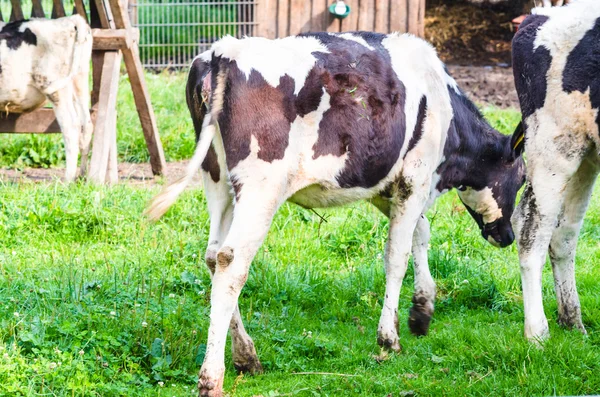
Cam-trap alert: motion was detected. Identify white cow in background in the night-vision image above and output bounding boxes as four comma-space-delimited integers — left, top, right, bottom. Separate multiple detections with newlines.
0, 15, 93, 181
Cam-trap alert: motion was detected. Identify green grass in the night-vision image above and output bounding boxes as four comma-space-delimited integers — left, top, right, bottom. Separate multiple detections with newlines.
0, 180, 599, 396
0, 76, 599, 396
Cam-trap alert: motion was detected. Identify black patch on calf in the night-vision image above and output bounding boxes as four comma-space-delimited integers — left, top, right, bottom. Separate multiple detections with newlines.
187, 56, 220, 182
0, 20, 37, 50
512, 15, 551, 121
218, 63, 295, 170
304, 33, 407, 188
563, 17, 600, 131
406, 95, 427, 154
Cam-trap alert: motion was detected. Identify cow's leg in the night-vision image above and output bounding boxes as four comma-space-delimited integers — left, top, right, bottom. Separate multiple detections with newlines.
408, 214, 435, 336
512, 139, 584, 342
49, 85, 80, 182
73, 64, 93, 178
198, 188, 281, 396
377, 184, 428, 352
549, 158, 598, 333
202, 171, 263, 375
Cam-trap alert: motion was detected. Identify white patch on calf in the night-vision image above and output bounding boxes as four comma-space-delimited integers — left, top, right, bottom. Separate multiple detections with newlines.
457, 187, 503, 223
212, 35, 329, 95
335, 33, 375, 50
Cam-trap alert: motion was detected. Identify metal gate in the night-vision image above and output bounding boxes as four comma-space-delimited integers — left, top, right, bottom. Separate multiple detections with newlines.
130, 0, 257, 70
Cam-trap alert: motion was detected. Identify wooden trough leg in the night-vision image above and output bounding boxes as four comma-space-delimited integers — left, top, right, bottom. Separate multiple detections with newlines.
88, 51, 122, 183
108, 0, 166, 177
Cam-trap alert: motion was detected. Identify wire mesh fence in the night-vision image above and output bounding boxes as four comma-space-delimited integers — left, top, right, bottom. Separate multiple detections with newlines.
131, 0, 257, 70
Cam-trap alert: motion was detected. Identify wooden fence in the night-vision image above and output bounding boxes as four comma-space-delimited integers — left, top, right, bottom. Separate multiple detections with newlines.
256, 0, 425, 38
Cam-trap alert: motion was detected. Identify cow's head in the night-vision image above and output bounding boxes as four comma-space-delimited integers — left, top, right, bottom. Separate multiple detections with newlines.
455, 129, 526, 248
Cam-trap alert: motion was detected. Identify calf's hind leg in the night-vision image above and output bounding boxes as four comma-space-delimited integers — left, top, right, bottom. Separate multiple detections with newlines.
199, 188, 282, 396
49, 85, 80, 182
408, 215, 436, 336
377, 182, 429, 351
549, 157, 598, 333
202, 171, 263, 376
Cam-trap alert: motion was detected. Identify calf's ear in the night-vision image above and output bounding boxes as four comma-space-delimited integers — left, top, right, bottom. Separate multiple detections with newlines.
510, 121, 525, 160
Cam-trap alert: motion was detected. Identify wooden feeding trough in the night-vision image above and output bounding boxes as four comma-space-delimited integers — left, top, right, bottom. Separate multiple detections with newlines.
0, 0, 166, 183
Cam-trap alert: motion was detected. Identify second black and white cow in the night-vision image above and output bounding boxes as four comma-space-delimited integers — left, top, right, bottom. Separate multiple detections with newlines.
148, 32, 525, 396
511, 0, 599, 342
0, 15, 93, 181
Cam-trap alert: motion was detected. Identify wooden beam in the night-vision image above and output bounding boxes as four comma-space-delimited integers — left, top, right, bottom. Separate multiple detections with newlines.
93, 0, 113, 29
88, 51, 122, 183
374, 0, 390, 33
31, 0, 46, 18
10, 0, 24, 21
92, 28, 139, 51
0, 109, 60, 133
51, 0, 66, 18
108, 0, 166, 176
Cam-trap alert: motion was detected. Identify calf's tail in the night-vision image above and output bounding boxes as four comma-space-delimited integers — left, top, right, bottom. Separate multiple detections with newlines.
145, 117, 217, 221
145, 53, 218, 221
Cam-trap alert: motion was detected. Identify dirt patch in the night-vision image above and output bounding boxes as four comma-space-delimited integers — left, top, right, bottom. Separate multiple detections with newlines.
426, 3, 516, 67
447, 65, 518, 108
0, 161, 200, 187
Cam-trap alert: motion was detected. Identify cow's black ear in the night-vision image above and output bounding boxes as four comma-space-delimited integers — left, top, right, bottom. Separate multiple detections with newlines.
510, 121, 525, 160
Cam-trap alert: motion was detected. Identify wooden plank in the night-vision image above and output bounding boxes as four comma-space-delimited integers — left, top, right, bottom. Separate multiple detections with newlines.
309, 0, 325, 32
407, 0, 421, 35
357, 0, 375, 31
93, 28, 139, 50
108, 0, 166, 176
0, 109, 61, 133
88, 51, 122, 183
10, 0, 24, 21
374, 0, 390, 33
390, 0, 408, 33
31, 0, 46, 18
340, 0, 359, 32
289, 0, 311, 34
51, 0, 66, 18
107, 125, 119, 184
73, 0, 89, 23
256, 0, 277, 38
277, 0, 290, 37
418, 0, 425, 37
93, 0, 112, 29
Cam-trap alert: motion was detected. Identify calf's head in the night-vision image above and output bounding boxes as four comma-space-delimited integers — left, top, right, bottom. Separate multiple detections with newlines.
456, 134, 526, 248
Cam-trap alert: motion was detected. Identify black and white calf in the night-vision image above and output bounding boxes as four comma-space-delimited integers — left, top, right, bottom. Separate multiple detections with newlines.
511, 0, 600, 342
148, 32, 525, 396
0, 15, 93, 181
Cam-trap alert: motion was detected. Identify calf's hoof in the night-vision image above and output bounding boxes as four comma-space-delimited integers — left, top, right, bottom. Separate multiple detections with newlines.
198, 368, 224, 397
377, 333, 402, 353
234, 355, 263, 375
557, 312, 586, 335
408, 296, 434, 336
524, 318, 550, 346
